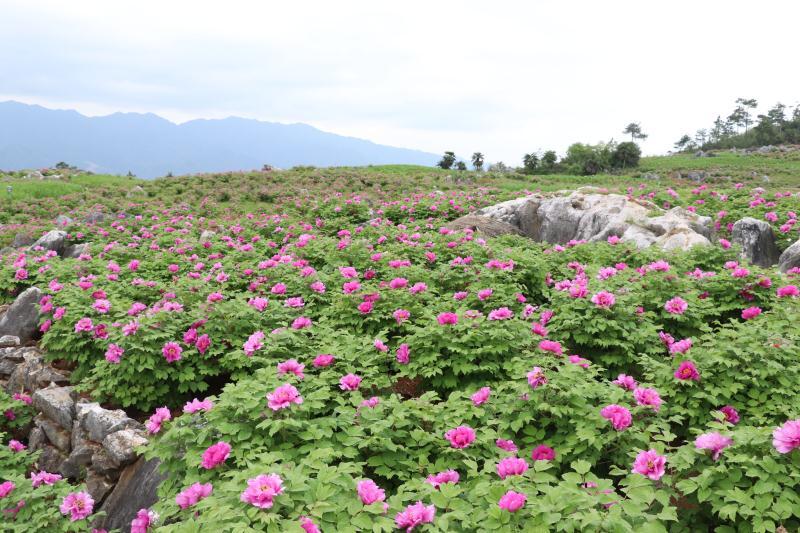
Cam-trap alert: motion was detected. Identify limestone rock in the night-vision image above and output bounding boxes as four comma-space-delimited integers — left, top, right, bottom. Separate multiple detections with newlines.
98, 457, 166, 531
731, 217, 780, 267
86, 471, 115, 505
0, 287, 43, 342
102, 429, 148, 467
778, 239, 800, 273
37, 415, 72, 452
12, 233, 35, 248
0, 335, 20, 348
63, 243, 90, 258
32, 386, 75, 430
29, 230, 68, 254
38, 444, 68, 473
80, 403, 141, 442
60, 441, 100, 479
445, 215, 523, 237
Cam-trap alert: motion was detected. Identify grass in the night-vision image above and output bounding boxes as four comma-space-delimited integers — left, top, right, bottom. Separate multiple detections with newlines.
0, 174, 143, 201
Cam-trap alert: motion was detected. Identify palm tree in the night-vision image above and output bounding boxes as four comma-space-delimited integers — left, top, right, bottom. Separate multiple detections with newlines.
471, 152, 484, 172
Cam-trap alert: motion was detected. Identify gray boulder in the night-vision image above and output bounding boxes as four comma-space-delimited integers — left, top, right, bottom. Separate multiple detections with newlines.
29, 230, 68, 255
98, 457, 166, 531
32, 386, 75, 430
0, 287, 43, 342
80, 403, 141, 442
63, 243, 90, 258
102, 429, 148, 467
60, 441, 100, 479
445, 215, 523, 237
84, 212, 108, 224
38, 445, 68, 473
778, 239, 800, 273
54, 215, 73, 227
0, 335, 20, 347
731, 217, 780, 267
37, 416, 72, 452
12, 233, 35, 248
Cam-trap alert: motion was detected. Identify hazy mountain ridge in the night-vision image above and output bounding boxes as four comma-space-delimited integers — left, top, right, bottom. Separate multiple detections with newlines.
0, 101, 439, 178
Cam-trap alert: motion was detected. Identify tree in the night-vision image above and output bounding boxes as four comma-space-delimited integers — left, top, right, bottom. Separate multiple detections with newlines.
471, 152, 484, 172
622, 123, 648, 143
455, 161, 467, 171
54, 161, 70, 170
728, 98, 758, 133
694, 129, 708, 147
611, 142, 641, 169
437, 151, 456, 170
674, 135, 692, 152
562, 142, 613, 175
540, 151, 558, 172
522, 153, 539, 174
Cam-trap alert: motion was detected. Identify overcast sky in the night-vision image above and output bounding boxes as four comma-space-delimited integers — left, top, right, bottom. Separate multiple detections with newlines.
1, 0, 799, 163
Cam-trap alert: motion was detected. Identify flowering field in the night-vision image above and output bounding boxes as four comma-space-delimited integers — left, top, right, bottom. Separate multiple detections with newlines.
1, 163, 800, 532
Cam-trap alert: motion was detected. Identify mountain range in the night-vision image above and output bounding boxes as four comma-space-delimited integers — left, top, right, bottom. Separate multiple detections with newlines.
0, 101, 439, 178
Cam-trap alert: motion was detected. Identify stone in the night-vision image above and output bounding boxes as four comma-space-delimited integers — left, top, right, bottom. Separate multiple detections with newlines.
98, 457, 166, 531
0, 287, 43, 342
3, 347, 68, 392
0, 246, 14, 256
0, 335, 20, 347
12, 233, 35, 248
656, 229, 711, 251
29, 229, 68, 255
60, 441, 100, 479
686, 171, 707, 182
38, 444, 68, 473
641, 172, 660, 180
778, 239, 800, 273
54, 215, 73, 227
91, 448, 122, 479
126, 185, 146, 198
731, 217, 780, 267
84, 211, 108, 224
445, 215, 523, 237
86, 471, 115, 505
37, 416, 72, 452
32, 386, 75, 430
200, 230, 216, 241
28, 426, 47, 451
102, 429, 148, 467
63, 243, 90, 258
81, 403, 141, 442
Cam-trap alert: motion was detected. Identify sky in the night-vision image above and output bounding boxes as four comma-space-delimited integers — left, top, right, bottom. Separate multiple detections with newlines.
1, 0, 799, 164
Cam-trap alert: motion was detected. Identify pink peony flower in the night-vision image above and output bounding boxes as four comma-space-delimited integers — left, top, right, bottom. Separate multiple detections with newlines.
612, 374, 638, 390
632, 449, 667, 480
695, 432, 733, 460
669, 338, 692, 355
243, 331, 265, 356
719, 405, 740, 424
591, 290, 616, 309
664, 297, 688, 315
0, 481, 15, 498
425, 470, 459, 489
130, 508, 158, 533
773, 419, 800, 454
267, 384, 303, 411
59, 491, 94, 521
105, 343, 124, 364
312, 354, 335, 367
471, 386, 491, 406
487, 307, 513, 320
176, 482, 213, 509
674, 360, 700, 381
300, 516, 320, 533
9, 439, 26, 452
200, 441, 231, 469
31, 471, 62, 487
183, 398, 213, 414
162, 341, 183, 363
600, 404, 632, 431
498, 490, 527, 512
527, 367, 547, 389
531, 445, 555, 461
240, 473, 284, 509
538, 339, 563, 356
633, 387, 662, 412
741, 306, 762, 320
437, 312, 458, 325
496, 457, 528, 479
356, 479, 385, 505
395, 343, 410, 364
145, 407, 171, 434
496, 439, 518, 452
291, 316, 312, 329
277, 359, 305, 380
395, 501, 435, 532
777, 285, 799, 298
339, 373, 362, 391
445, 425, 476, 448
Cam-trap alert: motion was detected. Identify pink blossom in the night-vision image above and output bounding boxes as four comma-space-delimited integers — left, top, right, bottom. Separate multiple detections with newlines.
200, 441, 231, 469
130, 508, 158, 533
471, 386, 491, 406
773, 419, 800, 454
396, 343, 410, 364
538, 339, 563, 356
695, 432, 733, 460
243, 331, 265, 356
162, 341, 183, 363
591, 290, 616, 309
674, 360, 700, 381
437, 312, 458, 325
633, 387, 662, 412
357, 479, 385, 505
664, 297, 688, 315
291, 316, 312, 329
395, 501, 435, 531
183, 398, 213, 414
600, 404, 632, 431
267, 383, 303, 411
339, 373, 362, 391
669, 338, 692, 355
496, 457, 528, 479
312, 354, 335, 367
30, 471, 62, 487
632, 449, 667, 480
777, 285, 799, 298
195, 334, 211, 354
487, 307, 513, 320
74, 317, 94, 332
145, 407, 171, 434
105, 344, 124, 364
741, 306, 762, 320
498, 491, 526, 512
240, 473, 284, 509
568, 354, 590, 368
59, 491, 94, 521
0, 481, 15, 498
425, 470, 459, 489
374, 339, 388, 352
445, 425, 476, 448
527, 367, 547, 389
719, 405, 740, 424
612, 374, 638, 390
496, 439, 518, 452
531, 445, 555, 461
176, 482, 213, 508
9, 440, 26, 452
277, 359, 305, 380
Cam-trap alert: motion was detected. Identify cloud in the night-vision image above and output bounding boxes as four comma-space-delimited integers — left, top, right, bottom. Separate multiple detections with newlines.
1, 0, 799, 163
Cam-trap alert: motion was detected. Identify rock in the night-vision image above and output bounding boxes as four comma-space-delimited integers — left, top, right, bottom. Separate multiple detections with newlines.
86, 471, 115, 505
54, 215, 73, 227
37, 416, 72, 452
445, 215, 523, 237
731, 218, 780, 267
641, 172, 660, 180
12, 233, 35, 248
38, 445, 68, 473
0, 335, 20, 347
60, 441, 100, 479
5, 348, 68, 392
686, 171, 707, 182
199, 230, 216, 241
32, 386, 75, 430
98, 457, 166, 531
762, 175, 770, 183
126, 185, 146, 198
0, 287, 43, 342
80, 403, 141, 442
472, 190, 711, 252
29, 230, 68, 255
0, 246, 15, 256
63, 243, 90, 258
28, 426, 47, 451
84, 211, 108, 224
91, 448, 122, 479
102, 429, 148, 467
778, 239, 800, 273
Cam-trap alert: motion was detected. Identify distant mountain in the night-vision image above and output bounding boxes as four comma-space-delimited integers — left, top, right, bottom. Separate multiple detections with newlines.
0, 101, 439, 178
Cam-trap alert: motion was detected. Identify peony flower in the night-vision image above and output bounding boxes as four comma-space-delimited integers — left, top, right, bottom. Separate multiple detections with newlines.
741, 306, 762, 320
538, 339, 563, 356
267, 384, 303, 411
291, 316, 312, 329
674, 360, 700, 381
719, 405, 739, 425
240, 473, 284, 509
243, 331, 265, 356
162, 341, 183, 363
59, 491, 94, 521
183, 398, 213, 414
612, 374, 638, 390
669, 338, 692, 355
496, 457, 528, 479
9, 439, 26, 452
395, 343, 410, 364
600, 404, 632, 431
496, 439, 518, 452
130, 508, 158, 533
527, 367, 547, 389
395, 501, 435, 532
312, 354, 335, 367
277, 359, 305, 380
437, 312, 458, 325
498, 490, 526, 512
633, 387, 662, 412
356, 479, 385, 505
0, 481, 15, 498
531, 445, 555, 461
445, 425, 476, 448
200, 441, 231, 469
664, 297, 688, 315
773, 419, 800, 454
632, 449, 666, 480
393, 309, 411, 323
339, 373, 362, 391
425, 470, 459, 489
175, 482, 213, 509
777, 285, 799, 298
695, 432, 733, 460
145, 407, 171, 434
591, 290, 616, 309
300, 516, 320, 533
105, 343, 124, 364
31, 471, 62, 487
471, 386, 491, 406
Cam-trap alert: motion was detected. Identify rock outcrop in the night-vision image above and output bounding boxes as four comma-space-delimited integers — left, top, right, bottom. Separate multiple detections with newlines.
460, 189, 712, 251
444, 215, 523, 237
778, 239, 800, 273
0, 287, 43, 342
29, 229, 68, 255
731, 217, 781, 267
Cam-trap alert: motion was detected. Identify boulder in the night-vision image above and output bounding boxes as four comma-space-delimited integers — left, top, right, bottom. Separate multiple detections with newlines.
86, 471, 115, 505
28, 426, 47, 451
98, 457, 166, 531
79, 403, 141, 442
38, 444, 68, 473
199, 230, 216, 241
37, 416, 72, 452
54, 215, 73, 227
0, 287, 43, 342
657, 228, 712, 251
6, 348, 69, 393
778, 239, 800, 273
60, 441, 100, 479
32, 386, 75, 430
445, 215, 523, 237
12, 233, 35, 248
102, 429, 148, 467
63, 243, 90, 258
126, 185, 146, 198
29, 230, 68, 254
84, 212, 108, 224
0, 335, 20, 347
91, 448, 122, 479
731, 217, 780, 267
